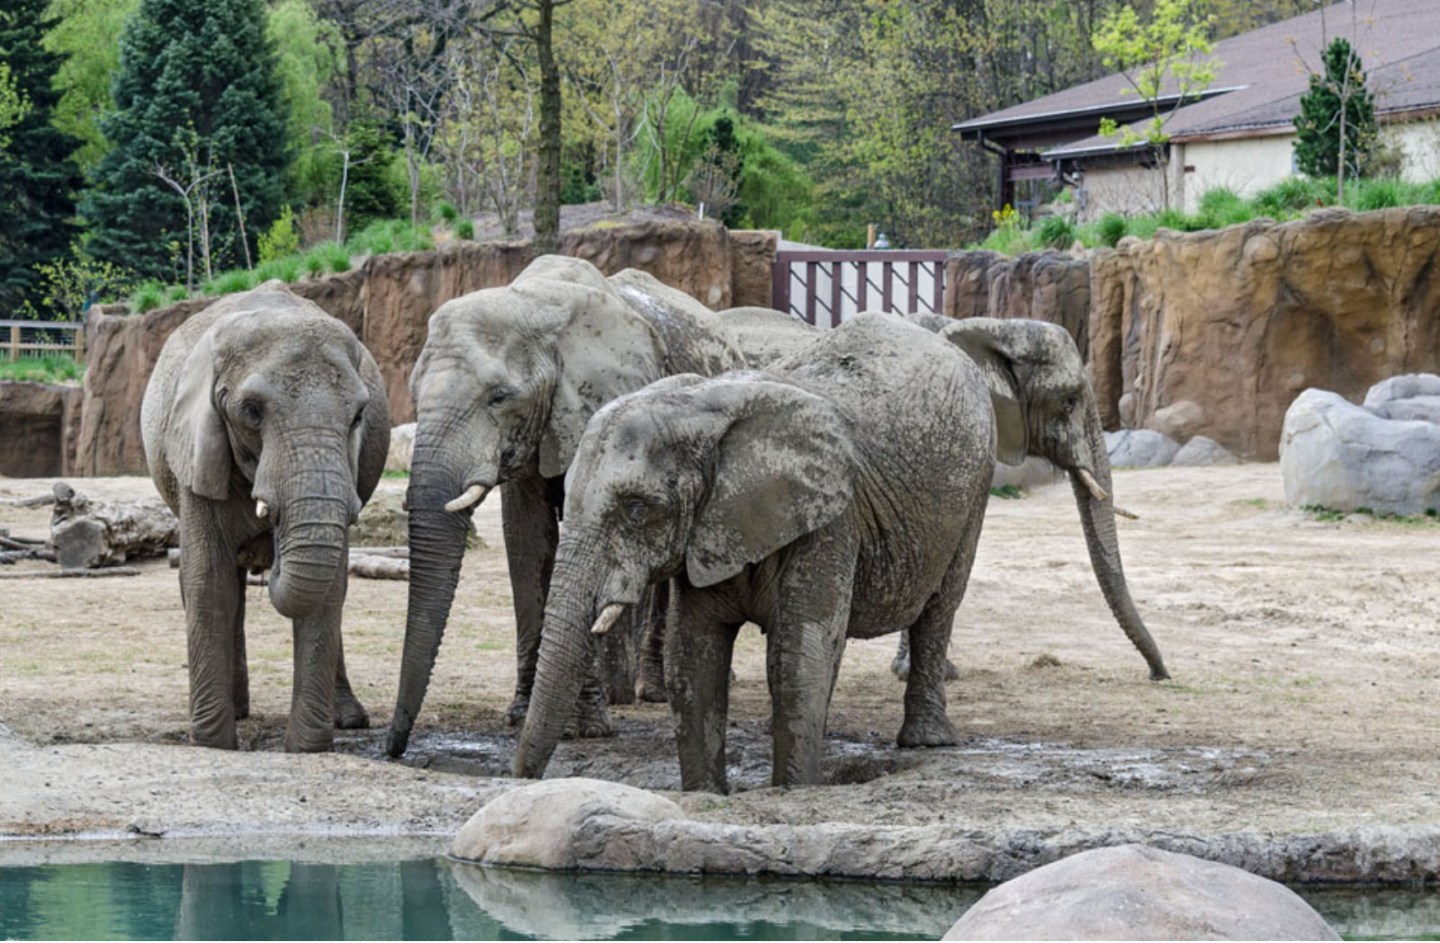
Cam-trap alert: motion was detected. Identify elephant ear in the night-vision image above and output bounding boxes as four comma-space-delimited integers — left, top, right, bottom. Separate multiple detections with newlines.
353, 346, 391, 505
942, 319, 1029, 466
687, 378, 857, 588
170, 326, 234, 501
534, 283, 666, 479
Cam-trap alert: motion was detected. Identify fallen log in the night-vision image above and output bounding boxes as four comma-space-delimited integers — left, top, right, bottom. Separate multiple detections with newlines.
168, 546, 410, 580
50, 482, 179, 570
0, 548, 57, 564
0, 566, 142, 579
0, 493, 57, 508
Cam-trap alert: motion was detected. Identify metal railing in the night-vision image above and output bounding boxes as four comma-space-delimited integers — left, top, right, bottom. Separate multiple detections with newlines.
0, 320, 86, 362
772, 250, 949, 327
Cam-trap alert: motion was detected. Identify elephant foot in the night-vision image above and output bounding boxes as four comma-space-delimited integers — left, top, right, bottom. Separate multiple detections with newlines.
563, 703, 614, 740
505, 694, 530, 727
637, 677, 668, 702
896, 714, 958, 748
334, 694, 370, 730
283, 728, 335, 753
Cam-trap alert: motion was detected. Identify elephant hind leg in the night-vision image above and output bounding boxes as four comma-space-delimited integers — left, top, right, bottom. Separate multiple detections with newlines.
890, 629, 960, 683
636, 581, 670, 702
232, 567, 250, 720
333, 642, 369, 729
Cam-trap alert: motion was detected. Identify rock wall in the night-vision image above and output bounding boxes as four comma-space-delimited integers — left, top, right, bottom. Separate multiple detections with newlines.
0, 381, 83, 477
1092, 207, 1440, 460
729, 230, 779, 307
71, 220, 741, 476
945, 250, 1091, 361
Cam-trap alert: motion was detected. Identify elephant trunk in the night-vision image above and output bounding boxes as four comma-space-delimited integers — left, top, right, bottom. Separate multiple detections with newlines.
268, 475, 352, 620
1072, 412, 1170, 681
513, 534, 603, 778
386, 456, 474, 758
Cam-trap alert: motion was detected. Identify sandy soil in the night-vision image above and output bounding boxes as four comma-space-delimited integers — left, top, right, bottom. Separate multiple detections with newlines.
2, 465, 1438, 875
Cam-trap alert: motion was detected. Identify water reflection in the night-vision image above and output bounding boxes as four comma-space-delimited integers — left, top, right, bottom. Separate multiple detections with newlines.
0, 854, 973, 941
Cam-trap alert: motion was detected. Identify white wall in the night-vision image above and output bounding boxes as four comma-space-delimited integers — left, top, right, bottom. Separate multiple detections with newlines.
1177, 135, 1297, 209
1381, 120, 1440, 181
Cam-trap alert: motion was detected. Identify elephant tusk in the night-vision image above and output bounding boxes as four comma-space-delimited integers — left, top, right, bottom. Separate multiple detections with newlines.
1077, 469, 1109, 503
590, 603, 627, 636
255, 500, 269, 519
1113, 504, 1140, 521
444, 484, 489, 513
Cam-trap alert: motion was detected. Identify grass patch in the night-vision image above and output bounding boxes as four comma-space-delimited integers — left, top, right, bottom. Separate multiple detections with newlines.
989, 484, 1023, 500
380, 469, 409, 479
1301, 503, 1440, 525
0, 355, 83, 382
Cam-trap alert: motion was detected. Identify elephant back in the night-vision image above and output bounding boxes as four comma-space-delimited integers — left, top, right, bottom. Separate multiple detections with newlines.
609, 268, 744, 377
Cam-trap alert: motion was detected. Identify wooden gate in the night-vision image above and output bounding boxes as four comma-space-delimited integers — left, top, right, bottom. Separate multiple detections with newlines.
771, 250, 948, 327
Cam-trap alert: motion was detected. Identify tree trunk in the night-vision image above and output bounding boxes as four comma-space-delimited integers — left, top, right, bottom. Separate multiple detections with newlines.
533, 0, 562, 255
49, 482, 178, 570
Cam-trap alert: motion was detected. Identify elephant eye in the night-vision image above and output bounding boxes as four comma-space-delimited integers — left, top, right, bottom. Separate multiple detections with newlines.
351, 408, 364, 431
238, 400, 263, 428
624, 496, 656, 523
487, 388, 511, 408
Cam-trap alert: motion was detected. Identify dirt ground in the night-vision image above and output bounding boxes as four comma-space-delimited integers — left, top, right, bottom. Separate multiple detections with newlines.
2, 465, 1438, 877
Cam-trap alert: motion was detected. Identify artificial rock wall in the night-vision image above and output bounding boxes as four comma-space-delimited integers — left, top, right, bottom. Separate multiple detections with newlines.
70, 220, 738, 476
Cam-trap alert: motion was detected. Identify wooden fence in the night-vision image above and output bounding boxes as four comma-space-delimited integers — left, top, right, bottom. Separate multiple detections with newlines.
771, 250, 949, 327
1, 320, 85, 362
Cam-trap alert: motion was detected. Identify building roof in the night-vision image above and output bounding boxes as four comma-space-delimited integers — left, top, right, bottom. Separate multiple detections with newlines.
955, 0, 1440, 160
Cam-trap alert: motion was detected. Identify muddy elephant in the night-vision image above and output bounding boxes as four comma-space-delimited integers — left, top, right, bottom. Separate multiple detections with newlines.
889, 316, 1170, 683
514, 313, 998, 792
386, 256, 742, 758
141, 284, 390, 752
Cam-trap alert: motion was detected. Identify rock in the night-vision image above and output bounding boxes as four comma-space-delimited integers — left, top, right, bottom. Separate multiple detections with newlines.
943, 844, 1340, 941
450, 778, 685, 870
945, 250, 1090, 359
1153, 399, 1206, 441
1092, 208, 1440, 460
1171, 435, 1239, 466
1363, 372, 1440, 408
386, 423, 415, 473
1105, 429, 1179, 468
0, 381, 83, 477
1371, 396, 1440, 424
728, 229, 778, 307
723, 305, 820, 367
1279, 388, 1440, 515
992, 456, 1065, 491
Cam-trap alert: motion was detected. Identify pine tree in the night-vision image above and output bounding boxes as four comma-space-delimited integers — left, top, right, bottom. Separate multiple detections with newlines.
0, 0, 86, 314
82, 0, 288, 282
1293, 37, 1376, 182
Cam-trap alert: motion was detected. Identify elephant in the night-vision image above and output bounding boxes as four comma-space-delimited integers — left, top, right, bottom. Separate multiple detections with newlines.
513, 312, 998, 792
141, 284, 390, 752
888, 316, 1170, 683
386, 255, 742, 758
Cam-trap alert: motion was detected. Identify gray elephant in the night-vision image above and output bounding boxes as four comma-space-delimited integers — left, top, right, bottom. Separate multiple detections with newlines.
514, 313, 997, 792
141, 284, 390, 751
898, 316, 1169, 682
386, 255, 741, 758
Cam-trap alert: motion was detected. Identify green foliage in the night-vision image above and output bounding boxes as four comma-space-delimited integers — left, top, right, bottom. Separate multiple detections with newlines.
1347, 177, 1412, 211
455, 219, 475, 240
0, 354, 83, 382
561, 159, 601, 205
1293, 38, 1376, 182
82, 0, 288, 281
321, 242, 350, 273
207, 269, 256, 295
42, 0, 139, 172
255, 255, 301, 283
1195, 187, 1254, 228
340, 120, 404, 235
129, 280, 164, 312
434, 201, 459, 224
1036, 214, 1077, 249
0, 0, 86, 312
265, 0, 340, 204
257, 205, 300, 263
349, 219, 433, 258
24, 245, 131, 320
1096, 212, 1128, 247
990, 484, 1023, 500
1253, 175, 1331, 215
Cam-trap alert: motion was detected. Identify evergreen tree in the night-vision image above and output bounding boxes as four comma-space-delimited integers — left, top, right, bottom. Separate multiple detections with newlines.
82, 0, 287, 282
1294, 37, 1376, 182
0, 0, 85, 314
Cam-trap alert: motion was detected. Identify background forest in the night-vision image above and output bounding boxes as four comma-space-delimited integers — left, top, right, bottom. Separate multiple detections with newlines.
1, 0, 1319, 317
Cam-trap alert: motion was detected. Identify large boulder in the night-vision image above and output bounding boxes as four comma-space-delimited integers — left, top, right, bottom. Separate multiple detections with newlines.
1279, 385, 1440, 515
450, 778, 685, 870
944, 844, 1339, 941
1105, 429, 1179, 468
728, 229, 778, 307
385, 422, 415, 473
1171, 435, 1239, 467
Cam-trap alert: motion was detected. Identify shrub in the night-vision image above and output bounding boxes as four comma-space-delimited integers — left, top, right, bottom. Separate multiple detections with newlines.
1196, 187, 1254, 228
211, 270, 256, 295
1348, 177, 1416, 211
1096, 212, 1128, 247
456, 218, 475, 240
1036, 214, 1077, 249
165, 284, 189, 303
131, 281, 164, 313
434, 201, 459, 223
1254, 176, 1330, 216
257, 205, 301, 263
324, 243, 351, 273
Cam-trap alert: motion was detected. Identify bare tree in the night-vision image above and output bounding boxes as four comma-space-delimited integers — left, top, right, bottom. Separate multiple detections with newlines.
153, 135, 223, 291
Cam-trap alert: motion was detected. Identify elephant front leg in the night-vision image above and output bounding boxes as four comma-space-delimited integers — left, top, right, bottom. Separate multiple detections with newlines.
501, 471, 559, 726
666, 585, 741, 793
332, 642, 369, 729
768, 529, 855, 788
178, 504, 244, 750
285, 577, 344, 753
231, 569, 250, 720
